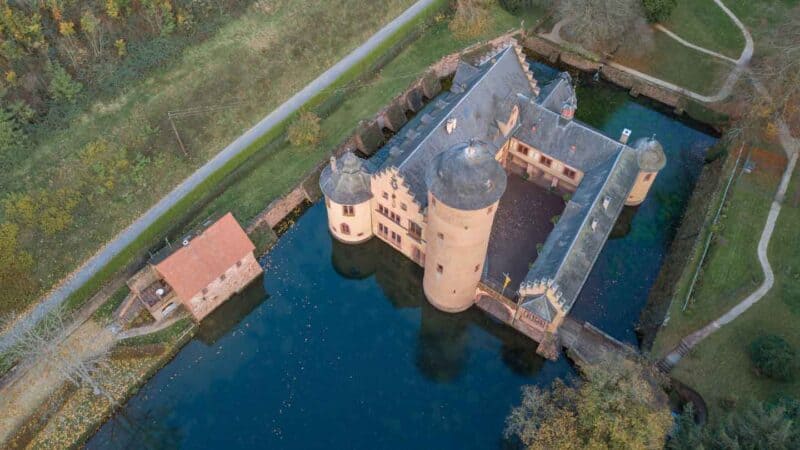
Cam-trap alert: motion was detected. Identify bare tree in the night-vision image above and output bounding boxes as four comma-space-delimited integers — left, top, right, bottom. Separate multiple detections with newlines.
1, 309, 115, 405
753, 12, 800, 137
557, 0, 645, 53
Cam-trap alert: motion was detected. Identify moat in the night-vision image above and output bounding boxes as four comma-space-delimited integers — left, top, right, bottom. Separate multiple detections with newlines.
88, 64, 717, 449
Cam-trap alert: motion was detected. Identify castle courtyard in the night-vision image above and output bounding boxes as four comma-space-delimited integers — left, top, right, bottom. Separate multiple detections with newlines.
484, 175, 566, 293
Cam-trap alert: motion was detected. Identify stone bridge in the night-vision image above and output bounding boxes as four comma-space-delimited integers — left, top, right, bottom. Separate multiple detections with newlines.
475, 282, 637, 365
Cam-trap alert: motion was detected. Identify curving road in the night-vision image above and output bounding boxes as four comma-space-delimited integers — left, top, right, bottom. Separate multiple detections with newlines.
0, 0, 437, 352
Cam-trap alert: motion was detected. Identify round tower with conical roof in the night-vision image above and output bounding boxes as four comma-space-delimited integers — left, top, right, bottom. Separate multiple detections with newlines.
626, 137, 667, 206
319, 151, 374, 243
423, 141, 508, 313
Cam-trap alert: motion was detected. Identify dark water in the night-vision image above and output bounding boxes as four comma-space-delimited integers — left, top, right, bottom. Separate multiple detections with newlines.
88, 66, 716, 449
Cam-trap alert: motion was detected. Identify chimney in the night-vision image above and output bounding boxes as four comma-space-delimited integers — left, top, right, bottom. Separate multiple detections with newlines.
560, 101, 575, 121
330, 156, 337, 173
620, 128, 632, 144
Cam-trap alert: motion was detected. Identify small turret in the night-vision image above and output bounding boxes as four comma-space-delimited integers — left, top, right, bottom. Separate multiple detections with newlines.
319, 151, 374, 243
626, 137, 667, 206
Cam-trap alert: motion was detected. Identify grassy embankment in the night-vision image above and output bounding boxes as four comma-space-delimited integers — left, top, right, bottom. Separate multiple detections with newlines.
670, 170, 799, 416
646, 0, 800, 417
0, 0, 418, 318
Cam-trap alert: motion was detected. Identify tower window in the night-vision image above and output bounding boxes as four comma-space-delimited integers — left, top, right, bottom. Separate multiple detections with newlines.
516, 143, 529, 156
644, 173, 653, 182
539, 155, 553, 168
342, 205, 355, 216
383, 191, 389, 200
474, 264, 480, 273
437, 264, 444, 274
400, 202, 407, 211
562, 167, 577, 179
437, 232, 444, 241
341, 223, 351, 235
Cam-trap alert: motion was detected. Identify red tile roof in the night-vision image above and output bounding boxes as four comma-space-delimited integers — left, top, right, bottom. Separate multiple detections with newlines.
154, 213, 255, 301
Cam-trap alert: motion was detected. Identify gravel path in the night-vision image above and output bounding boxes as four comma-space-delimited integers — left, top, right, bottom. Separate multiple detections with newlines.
0, 0, 436, 353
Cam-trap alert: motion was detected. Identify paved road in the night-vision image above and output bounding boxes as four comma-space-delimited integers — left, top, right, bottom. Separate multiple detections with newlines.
0, 0, 436, 353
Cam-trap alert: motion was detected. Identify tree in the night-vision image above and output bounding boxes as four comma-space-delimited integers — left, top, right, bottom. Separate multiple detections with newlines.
287, 111, 322, 147
505, 355, 672, 449
642, 0, 677, 23
750, 334, 797, 381
1, 307, 114, 404
449, 0, 493, 40
0, 107, 27, 164
80, 11, 104, 58
557, 0, 644, 52
48, 61, 83, 103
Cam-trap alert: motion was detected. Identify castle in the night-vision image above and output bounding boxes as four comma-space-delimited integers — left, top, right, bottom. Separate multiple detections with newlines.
319, 43, 665, 355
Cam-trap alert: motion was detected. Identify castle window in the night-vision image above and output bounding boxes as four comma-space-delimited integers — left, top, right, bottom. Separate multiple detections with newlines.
341, 223, 351, 235
474, 264, 480, 273
562, 167, 577, 179
516, 143, 529, 156
539, 155, 553, 168
383, 191, 389, 200
342, 205, 355, 216
644, 173, 653, 182
378, 223, 388, 236
437, 264, 444, 274
390, 231, 402, 246
400, 202, 407, 211
437, 232, 444, 241
409, 221, 422, 240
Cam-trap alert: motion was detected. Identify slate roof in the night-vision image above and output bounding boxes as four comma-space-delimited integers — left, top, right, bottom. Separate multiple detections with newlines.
154, 213, 255, 302
319, 151, 372, 205
373, 46, 536, 207
426, 140, 508, 210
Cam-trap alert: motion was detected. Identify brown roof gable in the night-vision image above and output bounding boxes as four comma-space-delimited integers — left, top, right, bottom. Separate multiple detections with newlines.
154, 213, 255, 301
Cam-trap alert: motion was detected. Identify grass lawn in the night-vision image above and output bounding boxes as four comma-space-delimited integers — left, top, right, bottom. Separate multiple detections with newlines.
612, 30, 732, 96
193, 4, 540, 225
670, 171, 800, 418
662, 0, 745, 59
651, 149, 782, 357
0, 0, 417, 316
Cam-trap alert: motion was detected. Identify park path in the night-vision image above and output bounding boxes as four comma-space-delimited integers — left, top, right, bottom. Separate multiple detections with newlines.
0, 0, 437, 353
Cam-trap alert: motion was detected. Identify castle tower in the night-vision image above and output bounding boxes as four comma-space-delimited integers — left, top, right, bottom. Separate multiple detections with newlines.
626, 137, 667, 206
423, 141, 507, 313
319, 151, 374, 243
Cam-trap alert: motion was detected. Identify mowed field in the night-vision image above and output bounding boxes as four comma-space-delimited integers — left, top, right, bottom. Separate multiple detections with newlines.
0, 0, 416, 316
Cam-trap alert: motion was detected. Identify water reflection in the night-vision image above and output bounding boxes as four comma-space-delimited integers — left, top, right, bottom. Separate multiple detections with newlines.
330, 236, 546, 383
195, 276, 268, 346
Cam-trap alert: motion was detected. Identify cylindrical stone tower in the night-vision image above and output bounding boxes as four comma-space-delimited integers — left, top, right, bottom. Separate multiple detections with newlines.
626, 137, 667, 206
423, 141, 507, 313
319, 151, 373, 243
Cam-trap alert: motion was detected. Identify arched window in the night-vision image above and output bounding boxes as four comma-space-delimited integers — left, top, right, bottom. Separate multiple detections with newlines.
340, 223, 351, 235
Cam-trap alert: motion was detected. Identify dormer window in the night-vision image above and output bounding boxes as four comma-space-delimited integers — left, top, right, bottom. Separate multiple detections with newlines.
602, 196, 611, 210
591, 218, 599, 231
445, 117, 457, 134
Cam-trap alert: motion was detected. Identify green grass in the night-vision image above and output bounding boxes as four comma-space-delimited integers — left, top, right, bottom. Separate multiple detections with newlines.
652, 164, 778, 356
1, 0, 420, 317
118, 318, 195, 347
613, 30, 732, 96
671, 172, 800, 418
663, 0, 745, 59
90, 286, 130, 324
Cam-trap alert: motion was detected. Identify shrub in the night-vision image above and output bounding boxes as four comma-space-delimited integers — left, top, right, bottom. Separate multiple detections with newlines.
0, 109, 27, 162
750, 334, 797, 381
642, 0, 677, 23
287, 111, 321, 147
48, 62, 83, 103
449, 0, 493, 40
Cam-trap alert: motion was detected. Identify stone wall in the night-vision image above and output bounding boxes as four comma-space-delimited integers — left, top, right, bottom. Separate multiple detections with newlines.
184, 253, 262, 321
522, 35, 691, 110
